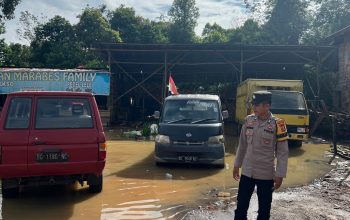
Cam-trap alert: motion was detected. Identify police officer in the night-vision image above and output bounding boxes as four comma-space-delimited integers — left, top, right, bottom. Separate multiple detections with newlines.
233, 91, 289, 220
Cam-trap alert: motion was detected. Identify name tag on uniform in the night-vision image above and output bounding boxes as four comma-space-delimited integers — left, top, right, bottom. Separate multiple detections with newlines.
246, 128, 253, 136
263, 139, 271, 145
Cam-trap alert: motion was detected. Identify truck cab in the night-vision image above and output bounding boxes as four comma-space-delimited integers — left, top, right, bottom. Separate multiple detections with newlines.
235, 79, 309, 147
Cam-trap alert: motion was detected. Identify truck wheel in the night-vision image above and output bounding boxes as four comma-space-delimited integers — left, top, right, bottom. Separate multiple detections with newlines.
88, 175, 103, 193
1, 180, 19, 198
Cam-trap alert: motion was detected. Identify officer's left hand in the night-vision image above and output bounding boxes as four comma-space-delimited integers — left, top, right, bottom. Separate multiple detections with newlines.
272, 177, 283, 190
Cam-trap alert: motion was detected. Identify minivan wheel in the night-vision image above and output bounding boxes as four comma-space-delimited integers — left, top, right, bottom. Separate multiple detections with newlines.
215, 162, 225, 169
155, 161, 164, 167
88, 175, 103, 193
289, 140, 303, 148
1, 180, 19, 198
213, 159, 225, 169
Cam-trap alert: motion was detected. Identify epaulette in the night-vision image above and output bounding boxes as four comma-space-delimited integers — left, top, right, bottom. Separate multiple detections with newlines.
246, 114, 257, 120
245, 114, 257, 128
275, 118, 288, 142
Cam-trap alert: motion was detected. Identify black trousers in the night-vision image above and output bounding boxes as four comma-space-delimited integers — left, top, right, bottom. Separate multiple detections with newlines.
234, 175, 274, 220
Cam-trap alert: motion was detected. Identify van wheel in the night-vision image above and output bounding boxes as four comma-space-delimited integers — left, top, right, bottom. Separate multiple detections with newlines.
155, 161, 165, 167
88, 175, 103, 193
214, 159, 225, 169
289, 140, 302, 148
1, 180, 19, 198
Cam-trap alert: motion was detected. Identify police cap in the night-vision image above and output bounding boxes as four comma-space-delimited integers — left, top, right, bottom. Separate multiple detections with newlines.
252, 91, 272, 105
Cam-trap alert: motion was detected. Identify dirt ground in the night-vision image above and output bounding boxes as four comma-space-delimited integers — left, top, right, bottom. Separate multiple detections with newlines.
184, 158, 350, 220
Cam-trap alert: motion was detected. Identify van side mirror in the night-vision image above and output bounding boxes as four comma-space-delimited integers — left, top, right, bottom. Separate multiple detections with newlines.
222, 110, 229, 119
153, 111, 160, 119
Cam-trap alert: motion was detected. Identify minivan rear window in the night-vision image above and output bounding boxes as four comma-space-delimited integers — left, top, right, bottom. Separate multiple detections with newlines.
5, 98, 32, 129
35, 98, 93, 129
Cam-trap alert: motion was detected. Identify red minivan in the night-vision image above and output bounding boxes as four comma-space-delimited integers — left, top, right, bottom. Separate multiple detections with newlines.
0, 91, 107, 198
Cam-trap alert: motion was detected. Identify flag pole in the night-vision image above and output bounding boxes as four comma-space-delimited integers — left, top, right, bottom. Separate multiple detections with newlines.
163, 52, 168, 104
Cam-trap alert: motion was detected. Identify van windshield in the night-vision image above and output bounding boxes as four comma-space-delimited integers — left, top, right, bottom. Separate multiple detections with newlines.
270, 91, 306, 110
162, 99, 220, 124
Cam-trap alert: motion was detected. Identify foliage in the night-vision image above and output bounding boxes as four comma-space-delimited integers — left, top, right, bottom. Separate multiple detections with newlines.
109, 5, 169, 43
1, 43, 30, 67
0, 0, 21, 21
229, 19, 267, 44
303, 0, 350, 44
202, 23, 229, 43
108, 5, 144, 43
16, 11, 43, 44
264, 0, 309, 44
141, 123, 151, 137
76, 6, 121, 48
168, 0, 199, 43
244, 0, 310, 45
0, 0, 21, 47
30, 16, 83, 68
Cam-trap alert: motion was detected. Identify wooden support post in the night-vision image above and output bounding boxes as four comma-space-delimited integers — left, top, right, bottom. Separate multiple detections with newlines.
240, 51, 244, 83
329, 115, 338, 164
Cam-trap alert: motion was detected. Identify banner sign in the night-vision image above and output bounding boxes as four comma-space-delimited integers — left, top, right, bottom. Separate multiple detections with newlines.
0, 69, 110, 95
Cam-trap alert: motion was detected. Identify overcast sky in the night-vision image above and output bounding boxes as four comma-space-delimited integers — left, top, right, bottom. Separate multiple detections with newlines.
2, 0, 249, 44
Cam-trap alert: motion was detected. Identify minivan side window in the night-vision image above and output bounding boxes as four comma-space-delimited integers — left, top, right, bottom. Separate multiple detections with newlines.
5, 98, 32, 129
35, 98, 93, 129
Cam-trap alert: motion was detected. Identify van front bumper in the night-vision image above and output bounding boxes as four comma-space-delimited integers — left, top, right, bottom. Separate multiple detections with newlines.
154, 142, 225, 165
288, 133, 308, 141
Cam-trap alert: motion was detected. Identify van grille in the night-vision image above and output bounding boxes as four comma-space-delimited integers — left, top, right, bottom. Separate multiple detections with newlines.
173, 141, 205, 145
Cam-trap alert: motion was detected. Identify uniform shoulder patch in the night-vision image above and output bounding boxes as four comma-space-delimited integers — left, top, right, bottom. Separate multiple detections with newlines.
276, 118, 288, 142
245, 114, 257, 126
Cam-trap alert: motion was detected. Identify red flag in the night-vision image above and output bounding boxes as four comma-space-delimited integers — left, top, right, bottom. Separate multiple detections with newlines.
168, 75, 179, 95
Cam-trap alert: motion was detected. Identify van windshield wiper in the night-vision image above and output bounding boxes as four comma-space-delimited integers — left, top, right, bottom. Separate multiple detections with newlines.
191, 118, 217, 124
166, 118, 192, 124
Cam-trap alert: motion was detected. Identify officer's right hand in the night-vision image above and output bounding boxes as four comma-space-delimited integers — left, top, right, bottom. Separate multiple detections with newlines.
233, 167, 240, 181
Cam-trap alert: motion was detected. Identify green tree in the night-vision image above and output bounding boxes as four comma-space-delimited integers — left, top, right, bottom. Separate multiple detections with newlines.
109, 5, 169, 43
108, 5, 143, 43
229, 19, 267, 44
140, 19, 169, 43
264, 0, 309, 44
202, 23, 229, 43
0, 0, 22, 63
76, 6, 121, 48
16, 11, 46, 44
245, 0, 310, 44
168, 0, 199, 43
0, 0, 21, 21
303, 0, 350, 44
30, 16, 83, 68
2, 43, 30, 67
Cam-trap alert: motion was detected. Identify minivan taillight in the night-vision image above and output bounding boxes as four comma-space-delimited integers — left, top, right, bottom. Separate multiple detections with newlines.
99, 142, 107, 161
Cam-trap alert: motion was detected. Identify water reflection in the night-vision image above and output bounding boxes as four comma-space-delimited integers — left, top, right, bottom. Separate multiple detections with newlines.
1, 185, 95, 220
101, 199, 185, 220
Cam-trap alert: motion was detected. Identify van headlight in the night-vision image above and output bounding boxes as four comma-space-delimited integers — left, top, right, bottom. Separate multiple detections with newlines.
208, 135, 224, 145
155, 135, 170, 144
297, 127, 306, 133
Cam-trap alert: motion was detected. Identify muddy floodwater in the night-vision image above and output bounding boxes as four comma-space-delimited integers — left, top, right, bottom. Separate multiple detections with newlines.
0, 128, 332, 220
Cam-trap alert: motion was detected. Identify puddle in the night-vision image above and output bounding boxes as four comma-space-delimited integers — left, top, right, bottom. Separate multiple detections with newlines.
1, 124, 332, 219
